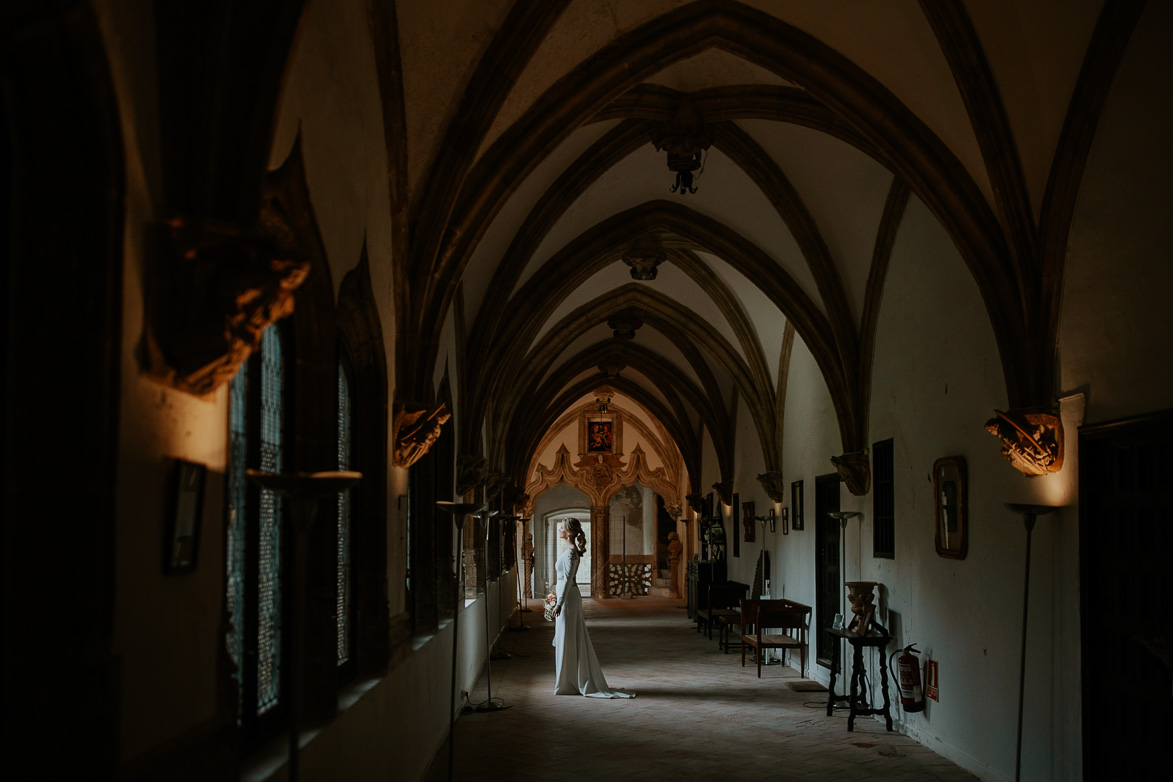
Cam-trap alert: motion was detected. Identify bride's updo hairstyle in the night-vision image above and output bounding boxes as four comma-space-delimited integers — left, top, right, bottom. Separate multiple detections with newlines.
563, 518, 587, 555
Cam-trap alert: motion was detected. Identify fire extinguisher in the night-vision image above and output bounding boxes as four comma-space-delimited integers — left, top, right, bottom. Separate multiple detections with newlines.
890, 643, 925, 713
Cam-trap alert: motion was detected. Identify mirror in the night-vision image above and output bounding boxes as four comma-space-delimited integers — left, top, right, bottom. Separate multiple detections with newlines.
933, 456, 967, 559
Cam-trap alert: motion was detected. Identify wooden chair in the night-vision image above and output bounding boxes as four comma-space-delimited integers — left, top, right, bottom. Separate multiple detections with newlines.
701, 581, 749, 641
740, 598, 811, 678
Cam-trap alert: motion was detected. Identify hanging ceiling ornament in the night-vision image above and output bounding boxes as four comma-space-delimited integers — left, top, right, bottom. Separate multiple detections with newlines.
651, 99, 714, 196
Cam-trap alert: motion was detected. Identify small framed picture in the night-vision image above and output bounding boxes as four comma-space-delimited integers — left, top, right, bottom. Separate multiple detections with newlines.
832, 613, 844, 630
165, 459, 206, 574
791, 480, 804, 530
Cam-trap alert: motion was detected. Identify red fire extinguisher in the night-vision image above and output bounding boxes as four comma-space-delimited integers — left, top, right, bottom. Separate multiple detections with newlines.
890, 643, 925, 713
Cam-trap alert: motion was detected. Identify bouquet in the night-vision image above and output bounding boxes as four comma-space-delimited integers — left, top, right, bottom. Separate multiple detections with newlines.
543, 591, 558, 621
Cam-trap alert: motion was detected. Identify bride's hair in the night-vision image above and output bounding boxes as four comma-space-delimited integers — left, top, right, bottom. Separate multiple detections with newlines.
563, 518, 587, 555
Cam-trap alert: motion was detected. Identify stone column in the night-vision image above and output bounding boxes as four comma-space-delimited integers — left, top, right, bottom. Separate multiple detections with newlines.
591, 504, 610, 598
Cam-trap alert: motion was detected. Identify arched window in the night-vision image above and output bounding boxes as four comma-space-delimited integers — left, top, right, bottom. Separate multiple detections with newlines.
336, 358, 354, 679
226, 324, 288, 735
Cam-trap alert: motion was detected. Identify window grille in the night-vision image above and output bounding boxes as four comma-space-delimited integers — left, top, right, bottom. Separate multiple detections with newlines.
256, 326, 284, 714
225, 324, 287, 729
873, 438, 895, 558
336, 363, 352, 667
226, 360, 248, 720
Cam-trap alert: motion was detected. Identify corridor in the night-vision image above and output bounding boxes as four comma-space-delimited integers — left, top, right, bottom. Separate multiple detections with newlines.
424, 597, 976, 781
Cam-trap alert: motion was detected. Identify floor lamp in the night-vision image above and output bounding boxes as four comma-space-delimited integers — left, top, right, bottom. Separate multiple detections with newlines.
828, 511, 862, 702
505, 515, 530, 632
1005, 503, 1058, 782
247, 470, 362, 782
435, 501, 487, 782
479, 510, 510, 710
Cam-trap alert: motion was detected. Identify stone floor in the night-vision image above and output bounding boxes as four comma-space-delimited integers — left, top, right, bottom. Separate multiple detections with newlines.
422, 597, 976, 782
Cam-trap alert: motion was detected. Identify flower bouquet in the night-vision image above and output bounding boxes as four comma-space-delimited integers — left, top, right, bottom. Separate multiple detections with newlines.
543, 591, 558, 621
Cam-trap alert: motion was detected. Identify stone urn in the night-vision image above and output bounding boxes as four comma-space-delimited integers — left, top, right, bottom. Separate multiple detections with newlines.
844, 581, 879, 633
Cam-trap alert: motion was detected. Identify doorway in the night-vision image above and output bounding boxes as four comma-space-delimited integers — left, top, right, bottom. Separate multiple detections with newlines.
814, 474, 841, 670
1080, 411, 1173, 778
546, 514, 592, 594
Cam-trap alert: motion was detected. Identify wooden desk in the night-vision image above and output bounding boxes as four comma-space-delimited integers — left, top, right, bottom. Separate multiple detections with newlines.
825, 626, 893, 732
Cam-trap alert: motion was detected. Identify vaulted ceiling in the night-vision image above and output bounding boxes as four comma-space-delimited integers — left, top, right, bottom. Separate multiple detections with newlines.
377, 0, 1137, 488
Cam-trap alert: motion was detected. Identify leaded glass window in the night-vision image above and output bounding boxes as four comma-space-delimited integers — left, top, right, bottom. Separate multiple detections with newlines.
256, 325, 284, 714
336, 361, 352, 668
225, 324, 287, 732
226, 358, 248, 719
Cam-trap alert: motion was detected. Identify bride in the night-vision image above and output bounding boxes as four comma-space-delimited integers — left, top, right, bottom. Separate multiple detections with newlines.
552, 518, 636, 698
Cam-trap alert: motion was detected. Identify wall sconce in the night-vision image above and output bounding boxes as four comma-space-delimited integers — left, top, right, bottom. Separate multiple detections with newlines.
753, 508, 776, 532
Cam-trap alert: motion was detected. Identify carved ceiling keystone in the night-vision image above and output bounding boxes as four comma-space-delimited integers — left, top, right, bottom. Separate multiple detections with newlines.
607, 310, 643, 340
621, 237, 667, 280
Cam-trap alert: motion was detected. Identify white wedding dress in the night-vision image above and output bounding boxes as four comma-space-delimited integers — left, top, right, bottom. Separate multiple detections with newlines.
553, 546, 635, 697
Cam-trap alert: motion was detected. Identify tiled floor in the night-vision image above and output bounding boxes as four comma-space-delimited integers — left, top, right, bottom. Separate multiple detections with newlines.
422, 597, 975, 781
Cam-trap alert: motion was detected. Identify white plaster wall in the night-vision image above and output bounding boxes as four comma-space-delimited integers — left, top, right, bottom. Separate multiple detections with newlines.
1059, 1, 1173, 425
726, 392, 771, 587
99, 0, 231, 762
865, 196, 1078, 782
773, 336, 839, 614
291, 574, 515, 782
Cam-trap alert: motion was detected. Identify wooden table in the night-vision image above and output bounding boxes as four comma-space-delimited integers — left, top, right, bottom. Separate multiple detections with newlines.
825, 626, 893, 732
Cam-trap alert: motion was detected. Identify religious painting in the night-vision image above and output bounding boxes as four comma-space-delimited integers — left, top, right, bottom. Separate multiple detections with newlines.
579, 410, 622, 456
587, 419, 613, 452
742, 500, 756, 542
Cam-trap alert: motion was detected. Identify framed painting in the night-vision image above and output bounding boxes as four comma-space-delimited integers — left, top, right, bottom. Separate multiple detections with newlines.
742, 500, 756, 542
791, 480, 804, 531
580, 410, 622, 455
933, 456, 967, 559
165, 458, 206, 574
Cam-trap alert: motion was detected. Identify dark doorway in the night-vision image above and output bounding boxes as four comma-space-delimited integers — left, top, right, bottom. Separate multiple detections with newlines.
1080, 411, 1173, 779
814, 473, 841, 669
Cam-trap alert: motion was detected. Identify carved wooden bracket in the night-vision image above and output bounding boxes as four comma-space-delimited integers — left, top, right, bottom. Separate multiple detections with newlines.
712, 481, 733, 507
456, 454, 488, 496
483, 471, 511, 501
144, 215, 309, 397
392, 401, 450, 468
985, 409, 1064, 476
831, 451, 871, 496
756, 471, 786, 503
501, 484, 530, 513
685, 493, 703, 512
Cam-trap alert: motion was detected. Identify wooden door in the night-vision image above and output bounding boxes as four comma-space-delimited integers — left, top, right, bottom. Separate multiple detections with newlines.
815, 474, 841, 668
1080, 411, 1173, 779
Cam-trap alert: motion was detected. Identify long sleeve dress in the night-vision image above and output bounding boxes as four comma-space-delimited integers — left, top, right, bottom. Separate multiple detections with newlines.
552, 546, 636, 698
